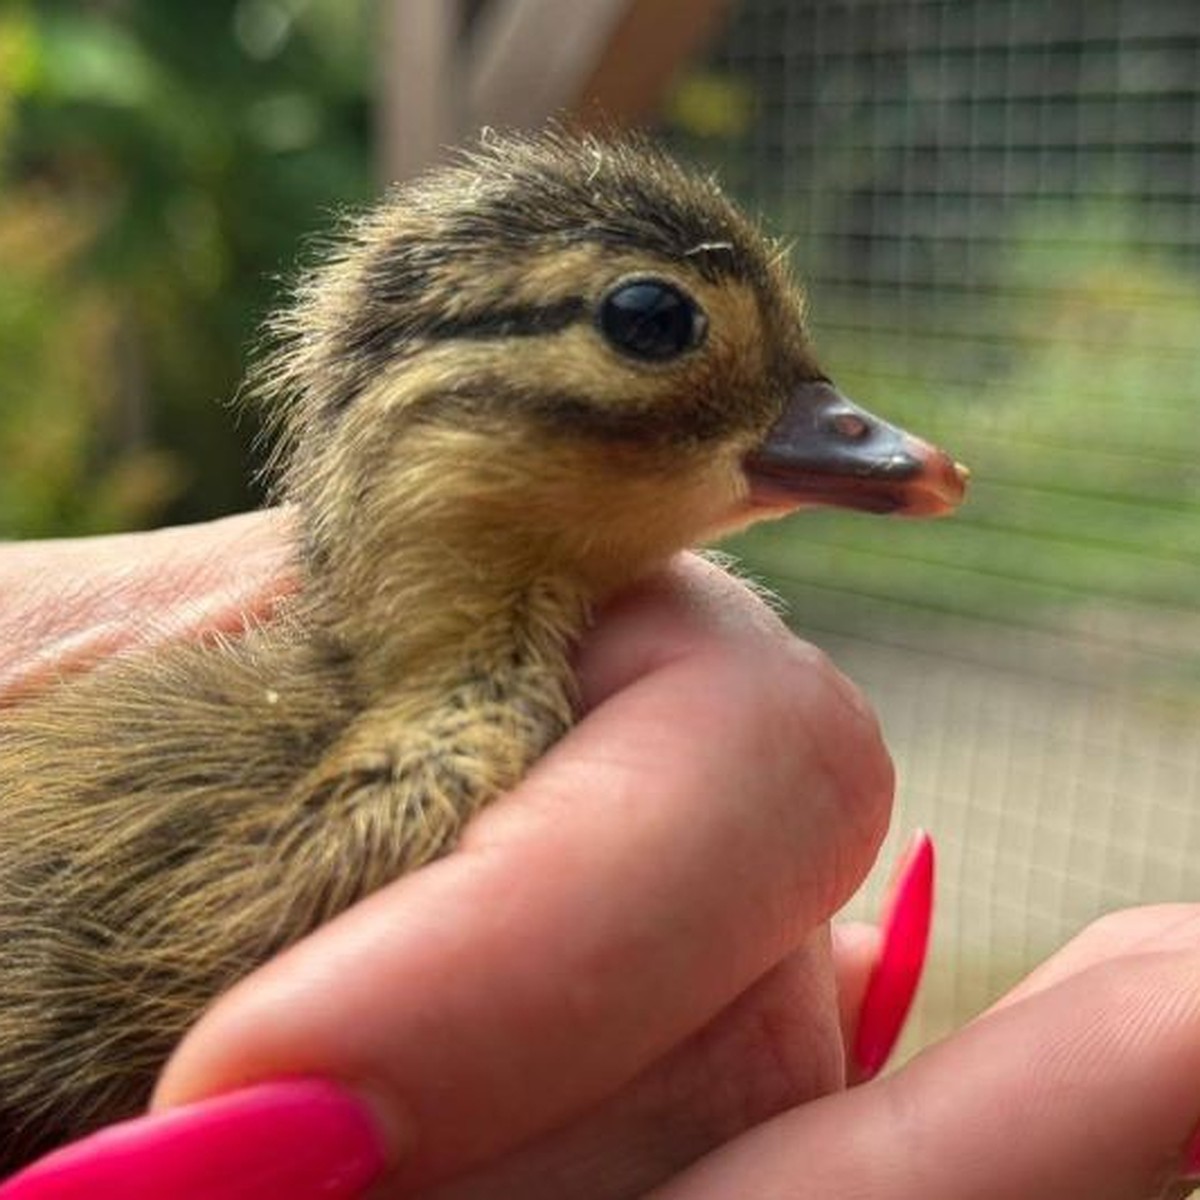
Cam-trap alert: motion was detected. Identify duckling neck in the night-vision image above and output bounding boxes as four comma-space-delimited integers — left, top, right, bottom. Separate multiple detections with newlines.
303, 520, 591, 708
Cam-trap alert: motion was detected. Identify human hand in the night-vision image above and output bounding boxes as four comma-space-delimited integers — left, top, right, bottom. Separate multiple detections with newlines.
12, 515, 1199, 1200
6, 516, 1199, 1200
0, 512, 908, 1197
653, 904, 1200, 1200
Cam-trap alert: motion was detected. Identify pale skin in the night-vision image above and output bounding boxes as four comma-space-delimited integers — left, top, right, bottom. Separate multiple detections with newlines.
4, 513, 1200, 1199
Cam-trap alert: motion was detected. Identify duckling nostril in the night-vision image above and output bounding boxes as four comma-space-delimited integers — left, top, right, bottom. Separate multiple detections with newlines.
827, 411, 871, 441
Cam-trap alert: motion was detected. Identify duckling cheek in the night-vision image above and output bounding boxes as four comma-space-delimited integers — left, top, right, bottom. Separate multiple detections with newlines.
708, 495, 812, 540
670, 457, 777, 543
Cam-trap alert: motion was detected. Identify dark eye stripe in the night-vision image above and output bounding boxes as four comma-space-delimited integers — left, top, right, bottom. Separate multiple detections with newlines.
422, 297, 587, 342
326, 297, 588, 416
407, 382, 731, 444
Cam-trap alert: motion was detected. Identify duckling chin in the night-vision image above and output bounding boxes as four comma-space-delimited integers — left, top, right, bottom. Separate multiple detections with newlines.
0, 127, 966, 1170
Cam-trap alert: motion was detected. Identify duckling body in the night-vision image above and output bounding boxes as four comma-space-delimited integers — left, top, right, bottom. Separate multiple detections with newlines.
0, 594, 574, 1167
0, 129, 965, 1169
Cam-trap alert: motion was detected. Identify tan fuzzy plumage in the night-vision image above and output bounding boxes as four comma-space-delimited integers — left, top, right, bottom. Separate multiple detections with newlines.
0, 128, 827, 1169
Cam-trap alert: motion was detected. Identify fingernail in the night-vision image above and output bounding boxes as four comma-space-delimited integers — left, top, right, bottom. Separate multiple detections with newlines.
1180, 1121, 1200, 1181
0, 1080, 389, 1199
852, 829, 935, 1079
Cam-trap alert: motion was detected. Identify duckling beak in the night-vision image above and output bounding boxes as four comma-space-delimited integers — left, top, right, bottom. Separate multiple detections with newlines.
744, 381, 968, 517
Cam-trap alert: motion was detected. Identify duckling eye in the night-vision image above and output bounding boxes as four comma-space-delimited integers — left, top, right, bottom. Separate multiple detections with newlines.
598, 279, 707, 362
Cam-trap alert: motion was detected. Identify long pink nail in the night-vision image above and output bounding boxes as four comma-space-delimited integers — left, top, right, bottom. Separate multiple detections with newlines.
852, 829, 935, 1079
1180, 1122, 1200, 1181
0, 1080, 388, 1199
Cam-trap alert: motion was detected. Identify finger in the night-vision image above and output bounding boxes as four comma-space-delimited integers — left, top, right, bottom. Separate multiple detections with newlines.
651, 946, 1200, 1200
421, 934, 842, 1200
154, 556, 894, 1193
832, 921, 880, 1075
0, 511, 294, 701
572, 553, 830, 710
423, 839, 923, 1198
991, 905, 1200, 1014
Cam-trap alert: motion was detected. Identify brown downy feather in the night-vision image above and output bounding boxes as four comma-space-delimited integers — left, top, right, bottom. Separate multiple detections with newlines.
0, 128, 824, 1168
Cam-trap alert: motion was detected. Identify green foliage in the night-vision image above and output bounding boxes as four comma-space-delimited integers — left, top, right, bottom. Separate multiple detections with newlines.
0, 197, 173, 534
0, 0, 373, 536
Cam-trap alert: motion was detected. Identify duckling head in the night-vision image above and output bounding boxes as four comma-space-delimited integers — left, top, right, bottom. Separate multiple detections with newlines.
258, 128, 965, 657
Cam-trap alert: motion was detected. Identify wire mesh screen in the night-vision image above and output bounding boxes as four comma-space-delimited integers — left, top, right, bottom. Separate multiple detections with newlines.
670, 0, 1200, 1048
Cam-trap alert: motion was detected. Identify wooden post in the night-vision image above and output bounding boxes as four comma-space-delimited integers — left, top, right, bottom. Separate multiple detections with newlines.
465, 0, 631, 131
375, 0, 733, 182
376, 0, 461, 185
575, 0, 733, 129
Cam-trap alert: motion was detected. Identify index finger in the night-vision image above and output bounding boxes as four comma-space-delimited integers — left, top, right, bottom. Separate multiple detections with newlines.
154, 555, 894, 1193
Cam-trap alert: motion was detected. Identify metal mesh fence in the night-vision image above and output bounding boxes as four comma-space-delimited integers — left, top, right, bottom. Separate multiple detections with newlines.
670, 0, 1200, 1048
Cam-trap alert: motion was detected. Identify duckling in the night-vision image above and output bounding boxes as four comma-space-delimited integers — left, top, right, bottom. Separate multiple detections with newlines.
0, 127, 966, 1170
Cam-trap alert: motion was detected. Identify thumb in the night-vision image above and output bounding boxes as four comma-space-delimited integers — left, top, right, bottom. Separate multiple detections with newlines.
652, 944, 1200, 1199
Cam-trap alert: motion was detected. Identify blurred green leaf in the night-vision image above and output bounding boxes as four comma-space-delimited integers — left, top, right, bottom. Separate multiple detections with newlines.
37, 14, 159, 106
0, 0, 372, 536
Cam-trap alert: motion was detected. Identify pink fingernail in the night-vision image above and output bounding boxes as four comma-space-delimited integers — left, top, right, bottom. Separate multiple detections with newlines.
0, 1080, 388, 1199
852, 829, 935, 1079
1181, 1122, 1200, 1181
